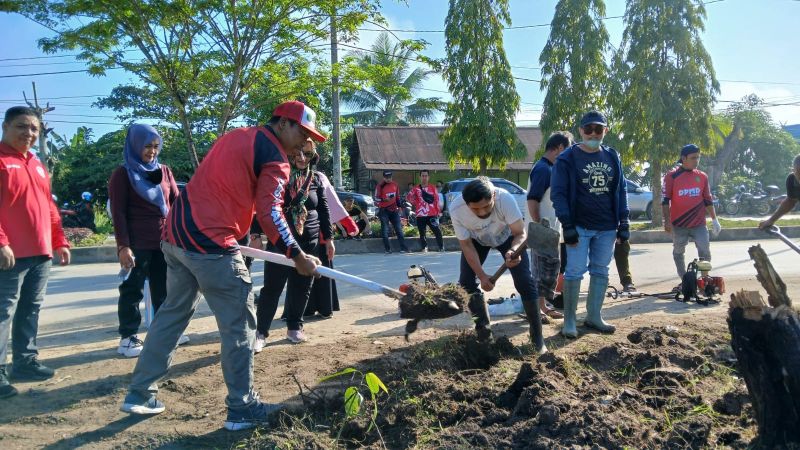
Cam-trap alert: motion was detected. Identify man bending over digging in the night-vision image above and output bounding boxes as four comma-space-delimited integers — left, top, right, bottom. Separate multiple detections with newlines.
448, 177, 547, 353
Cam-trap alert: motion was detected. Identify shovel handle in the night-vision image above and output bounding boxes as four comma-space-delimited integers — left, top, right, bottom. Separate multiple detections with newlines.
766, 225, 800, 254
239, 246, 405, 300
489, 243, 528, 284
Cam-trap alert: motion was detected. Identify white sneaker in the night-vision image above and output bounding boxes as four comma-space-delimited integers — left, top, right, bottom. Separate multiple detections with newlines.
286, 329, 307, 344
253, 332, 266, 354
177, 334, 190, 346
118, 335, 144, 358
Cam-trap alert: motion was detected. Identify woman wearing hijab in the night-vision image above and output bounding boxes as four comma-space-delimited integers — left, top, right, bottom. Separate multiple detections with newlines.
254, 140, 333, 352
109, 124, 181, 358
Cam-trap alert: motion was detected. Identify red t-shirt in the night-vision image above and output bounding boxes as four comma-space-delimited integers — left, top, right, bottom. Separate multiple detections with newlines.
375, 181, 400, 212
662, 167, 713, 228
163, 126, 302, 258
0, 143, 69, 258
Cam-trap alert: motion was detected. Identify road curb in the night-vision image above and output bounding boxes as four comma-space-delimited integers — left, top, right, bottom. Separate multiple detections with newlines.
69, 226, 800, 264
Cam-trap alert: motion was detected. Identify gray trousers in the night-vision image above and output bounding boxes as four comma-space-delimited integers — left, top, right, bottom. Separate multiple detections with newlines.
672, 225, 711, 277
531, 249, 559, 302
0, 256, 51, 367
128, 242, 257, 409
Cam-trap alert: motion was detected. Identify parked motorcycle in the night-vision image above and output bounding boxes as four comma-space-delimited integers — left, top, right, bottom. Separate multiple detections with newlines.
725, 185, 770, 216
765, 184, 785, 213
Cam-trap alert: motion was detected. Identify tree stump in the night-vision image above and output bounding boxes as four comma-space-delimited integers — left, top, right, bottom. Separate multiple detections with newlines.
728, 283, 800, 447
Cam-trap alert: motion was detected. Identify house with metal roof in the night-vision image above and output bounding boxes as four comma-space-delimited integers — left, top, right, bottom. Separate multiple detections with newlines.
348, 126, 543, 194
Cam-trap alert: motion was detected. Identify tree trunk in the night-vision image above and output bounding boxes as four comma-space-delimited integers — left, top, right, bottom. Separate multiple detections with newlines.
479, 157, 487, 175
650, 160, 663, 227
707, 123, 741, 190
177, 107, 200, 169
728, 290, 800, 448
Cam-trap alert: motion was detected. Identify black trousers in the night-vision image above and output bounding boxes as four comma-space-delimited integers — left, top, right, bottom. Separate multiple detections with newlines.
117, 248, 167, 338
257, 239, 318, 334
416, 216, 443, 250
304, 243, 340, 317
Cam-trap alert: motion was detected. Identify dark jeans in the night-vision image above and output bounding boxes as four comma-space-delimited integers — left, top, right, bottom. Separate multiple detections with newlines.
378, 208, 407, 252
416, 216, 443, 250
0, 256, 51, 367
459, 237, 538, 303
118, 248, 167, 338
257, 240, 318, 334
614, 240, 633, 286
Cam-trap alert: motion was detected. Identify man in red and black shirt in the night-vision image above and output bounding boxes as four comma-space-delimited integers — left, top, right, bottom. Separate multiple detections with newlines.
121, 101, 325, 431
0, 106, 71, 399
662, 144, 721, 283
374, 170, 408, 253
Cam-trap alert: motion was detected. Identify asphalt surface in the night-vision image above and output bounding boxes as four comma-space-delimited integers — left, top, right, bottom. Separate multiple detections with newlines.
36, 238, 800, 351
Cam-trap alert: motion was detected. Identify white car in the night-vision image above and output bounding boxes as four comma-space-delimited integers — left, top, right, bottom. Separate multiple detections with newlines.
443, 178, 528, 220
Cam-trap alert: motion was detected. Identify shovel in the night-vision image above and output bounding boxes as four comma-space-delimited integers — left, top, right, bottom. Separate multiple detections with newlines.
239, 246, 405, 300
488, 243, 528, 284
765, 225, 800, 255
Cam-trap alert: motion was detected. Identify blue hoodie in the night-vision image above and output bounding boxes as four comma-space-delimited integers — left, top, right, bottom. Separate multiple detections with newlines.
550, 143, 629, 230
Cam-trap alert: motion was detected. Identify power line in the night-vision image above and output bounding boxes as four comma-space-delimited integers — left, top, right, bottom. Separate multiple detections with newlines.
0, 68, 122, 79
0, 54, 81, 62
0, 94, 107, 101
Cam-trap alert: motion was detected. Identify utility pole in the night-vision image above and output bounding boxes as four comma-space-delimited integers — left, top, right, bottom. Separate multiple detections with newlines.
330, 11, 343, 189
23, 82, 55, 172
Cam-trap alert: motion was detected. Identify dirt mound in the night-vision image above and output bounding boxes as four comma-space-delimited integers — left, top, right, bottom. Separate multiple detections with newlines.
257, 325, 757, 449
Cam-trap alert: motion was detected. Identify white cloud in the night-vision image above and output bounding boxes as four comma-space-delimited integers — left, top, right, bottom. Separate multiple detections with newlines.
718, 81, 800, 125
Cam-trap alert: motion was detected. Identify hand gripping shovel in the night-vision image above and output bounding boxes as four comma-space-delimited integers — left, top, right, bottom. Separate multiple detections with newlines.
239, 246, 405, 300
765, 225, 800, 255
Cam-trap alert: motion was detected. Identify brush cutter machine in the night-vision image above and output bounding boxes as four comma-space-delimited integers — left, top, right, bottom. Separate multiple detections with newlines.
606, 259, 724, 305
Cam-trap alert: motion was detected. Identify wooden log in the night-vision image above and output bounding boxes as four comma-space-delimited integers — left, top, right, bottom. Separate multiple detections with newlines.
728, 290, 800, 447
748, 244, 791, 307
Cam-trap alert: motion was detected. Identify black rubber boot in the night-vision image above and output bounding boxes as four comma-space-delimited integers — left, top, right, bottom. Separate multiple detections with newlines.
522, 300, 548, 353
467, 292, 492, 341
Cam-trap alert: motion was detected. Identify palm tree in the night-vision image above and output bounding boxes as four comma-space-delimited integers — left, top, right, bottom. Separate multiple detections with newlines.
342, 32, 444, 126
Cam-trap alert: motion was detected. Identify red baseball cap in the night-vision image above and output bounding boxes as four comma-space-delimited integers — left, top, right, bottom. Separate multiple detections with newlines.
272, 100, 327, 142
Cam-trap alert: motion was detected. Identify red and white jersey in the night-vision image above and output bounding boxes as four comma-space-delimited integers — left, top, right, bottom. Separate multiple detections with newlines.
662, 167, 713, 228
407, 184, 441, 217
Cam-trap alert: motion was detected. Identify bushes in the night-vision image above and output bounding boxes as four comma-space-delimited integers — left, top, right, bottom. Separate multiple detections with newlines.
63, 228, 108, 247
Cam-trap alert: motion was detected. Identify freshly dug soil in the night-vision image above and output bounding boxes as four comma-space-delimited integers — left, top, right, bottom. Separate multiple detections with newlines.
398, 283, 470, 320
254, 323, 757, 449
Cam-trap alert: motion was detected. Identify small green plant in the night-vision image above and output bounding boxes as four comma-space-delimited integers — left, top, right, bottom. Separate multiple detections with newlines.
319, 367, 389, 442
93, 207, 114, 235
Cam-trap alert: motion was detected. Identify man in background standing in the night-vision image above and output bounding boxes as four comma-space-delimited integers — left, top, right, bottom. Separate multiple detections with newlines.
408, 170, 444, 252
527, 132, 571, 321
374, 170, 409, 254
662, 144, 721, 290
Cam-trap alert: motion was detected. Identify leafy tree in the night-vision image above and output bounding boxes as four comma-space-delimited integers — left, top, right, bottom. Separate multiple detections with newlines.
615, 0, 719, 225
9, 0, 381, 168
340, 32, 444, 126
441, 0, 525, 173
539, 0, 611, 138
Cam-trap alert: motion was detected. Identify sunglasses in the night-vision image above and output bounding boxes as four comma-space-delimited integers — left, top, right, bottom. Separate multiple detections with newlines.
582, 124, 605, 135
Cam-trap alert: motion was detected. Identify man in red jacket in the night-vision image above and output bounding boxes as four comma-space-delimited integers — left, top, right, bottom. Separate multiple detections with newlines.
374, 170, 409, 254
0, 106, 71, 399
407, 170, 444, 252
120, 100, 324, 431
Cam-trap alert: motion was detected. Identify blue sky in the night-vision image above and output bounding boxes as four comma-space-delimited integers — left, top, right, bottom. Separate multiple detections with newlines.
1, 0, 798, 140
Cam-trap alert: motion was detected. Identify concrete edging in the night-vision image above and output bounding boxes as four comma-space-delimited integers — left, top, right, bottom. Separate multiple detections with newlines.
69, 226, 800, 264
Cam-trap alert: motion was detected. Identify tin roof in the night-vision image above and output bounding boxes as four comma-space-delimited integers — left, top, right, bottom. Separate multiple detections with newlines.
354, 126, 543, 170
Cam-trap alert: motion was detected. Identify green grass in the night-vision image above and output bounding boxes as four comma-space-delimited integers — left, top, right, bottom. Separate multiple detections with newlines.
631, 217, 800, 231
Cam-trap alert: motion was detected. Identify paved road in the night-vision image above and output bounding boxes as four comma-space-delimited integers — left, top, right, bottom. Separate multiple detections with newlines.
37, 238, 799, 351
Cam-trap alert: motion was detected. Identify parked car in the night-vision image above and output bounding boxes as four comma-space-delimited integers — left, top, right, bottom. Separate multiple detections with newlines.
443, 178, 528, 221
626, 179, 653, 220
335, 191, 377, 218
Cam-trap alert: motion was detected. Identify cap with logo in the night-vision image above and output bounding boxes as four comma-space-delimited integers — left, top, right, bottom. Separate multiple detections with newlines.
272, 101, 327, 142
579, 110, 608, 128
383, 170, 392, 177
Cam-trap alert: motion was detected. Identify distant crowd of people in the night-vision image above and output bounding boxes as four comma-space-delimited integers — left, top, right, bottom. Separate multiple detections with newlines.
2, 103, 799, 433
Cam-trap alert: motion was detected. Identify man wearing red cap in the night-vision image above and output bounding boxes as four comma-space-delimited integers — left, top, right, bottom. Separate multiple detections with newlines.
120, 100, 325, 431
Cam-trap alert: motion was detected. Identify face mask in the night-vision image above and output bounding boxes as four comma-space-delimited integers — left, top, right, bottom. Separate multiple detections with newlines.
584, 139, 602, 150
